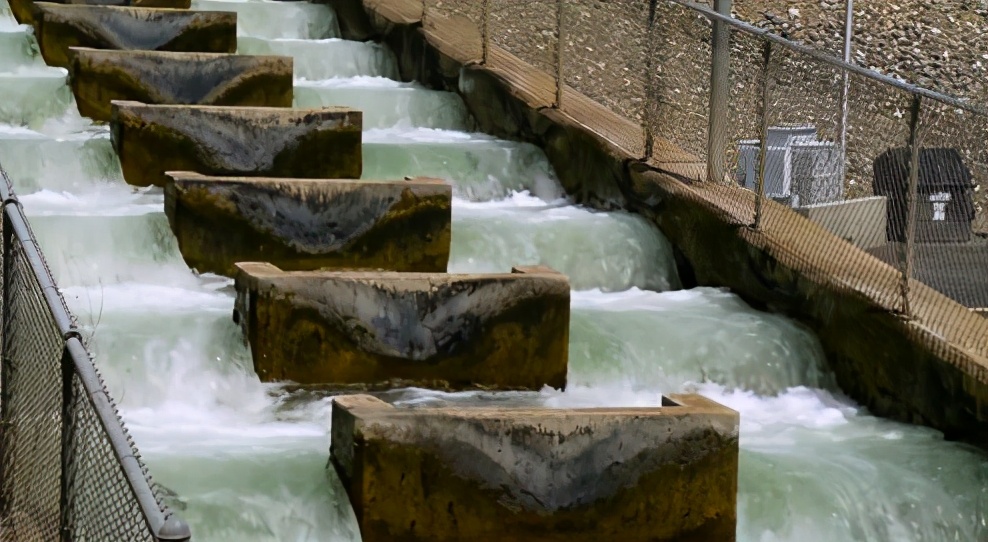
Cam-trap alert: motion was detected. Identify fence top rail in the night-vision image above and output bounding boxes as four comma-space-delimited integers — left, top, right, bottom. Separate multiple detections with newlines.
673, 0, 988, 117
0, 164, 191, 541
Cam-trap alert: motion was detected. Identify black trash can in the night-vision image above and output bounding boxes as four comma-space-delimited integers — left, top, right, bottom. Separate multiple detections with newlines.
873, 147, 976, 243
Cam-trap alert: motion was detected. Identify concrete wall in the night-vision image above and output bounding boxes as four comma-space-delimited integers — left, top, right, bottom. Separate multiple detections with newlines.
11, 0, 192, 26
110, 100, 362, 186
331, 0, 988, 448
331, 393, 739, 542
164, 172, 452, 276
69, 48, 292, 121
232, 262, 570, 390
795, 196, 887, 250
34, 4, 236, 68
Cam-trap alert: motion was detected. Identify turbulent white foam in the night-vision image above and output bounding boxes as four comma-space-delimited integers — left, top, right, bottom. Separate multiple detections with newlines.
134, 447, 360, 542
450, 192, 681, 292
296, 75, 411, 89
19, 187, 162, 216
695, 383, 988, 542
191, 0, 340, 39
294, 83, 473, 131
30, 212, 189, 287
0, 69, 73, 126
568, 287, 836, 395
61, 281, 233, 314
363, 126, 492, 144
240, 36, 400, 80
363, 134, 565, 201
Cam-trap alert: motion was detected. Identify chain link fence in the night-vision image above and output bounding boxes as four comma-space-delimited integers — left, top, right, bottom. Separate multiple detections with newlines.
419, 0, 988, 325
0, 166, 190, 541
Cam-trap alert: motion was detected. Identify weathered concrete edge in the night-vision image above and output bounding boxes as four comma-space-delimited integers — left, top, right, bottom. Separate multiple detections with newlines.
330, 393, 740, 539
335, 0, 988, 447
162, 171, 452, 275
232, 261, 571, 390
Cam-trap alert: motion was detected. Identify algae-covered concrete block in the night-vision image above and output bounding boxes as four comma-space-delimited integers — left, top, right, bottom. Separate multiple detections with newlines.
163, 172, 452, 276
69, 48, 292, 121
110, 101, 362, 186
34, 4, 236, 68
11, 0, 191, 26
330, 394, 739, 542
232, 263, 570, 390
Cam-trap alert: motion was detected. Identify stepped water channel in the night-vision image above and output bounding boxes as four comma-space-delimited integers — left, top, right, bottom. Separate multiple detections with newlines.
1, 0, 987, 540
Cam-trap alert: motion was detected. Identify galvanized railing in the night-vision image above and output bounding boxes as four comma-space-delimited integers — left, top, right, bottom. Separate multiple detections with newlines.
0, 164, 191, 541
424, 0, 988, 327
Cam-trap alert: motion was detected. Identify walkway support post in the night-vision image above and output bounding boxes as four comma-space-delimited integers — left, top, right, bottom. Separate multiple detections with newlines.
643, 0, 658, 162
480, 0, 489, 65
753, 40, 772, 229
837, 0, 853, 191
902, 93, 922, 318
555, 0, 563, 108
707, 0, 731, 183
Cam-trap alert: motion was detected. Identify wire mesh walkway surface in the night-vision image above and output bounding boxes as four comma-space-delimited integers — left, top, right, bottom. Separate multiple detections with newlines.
0, 165, 190, 541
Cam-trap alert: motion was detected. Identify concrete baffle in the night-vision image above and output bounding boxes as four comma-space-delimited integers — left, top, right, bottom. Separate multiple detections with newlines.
232, 262, 570, 390
33, 4, 236, 68
330, 394, 740, 542
10, 0, 191, 26
69, 48, 292, 121
163, 172, 452, 276
110, 101, 362, 186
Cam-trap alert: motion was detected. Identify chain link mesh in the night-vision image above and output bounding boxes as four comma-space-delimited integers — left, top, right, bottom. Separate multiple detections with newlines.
63, 367, 156, 542
418, 0, 988, 323
0, 238, 63, 541
488, 0, 558, 84
908, 99, 988, 329
422, 0, 484, 62
640, 1, 988, 325
0, 169, 188, 540
559, 0, 648, 157
756, 37, 916, 312
645, 1, 711, 168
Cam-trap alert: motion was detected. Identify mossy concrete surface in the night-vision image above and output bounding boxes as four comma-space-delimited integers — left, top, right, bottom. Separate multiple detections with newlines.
163, 171, 452, 276
330, 393, 739, 542
110, 100, 362, 187
34, 3, 236, 68
232, 262, 570, 390
69, 48, 292, 121
11, 0, 192, 26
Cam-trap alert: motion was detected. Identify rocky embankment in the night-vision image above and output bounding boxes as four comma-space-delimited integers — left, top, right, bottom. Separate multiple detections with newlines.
730, 0, 988, 100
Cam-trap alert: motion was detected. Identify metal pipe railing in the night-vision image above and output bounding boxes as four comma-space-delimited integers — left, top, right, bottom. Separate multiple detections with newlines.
0, 164, 191, 541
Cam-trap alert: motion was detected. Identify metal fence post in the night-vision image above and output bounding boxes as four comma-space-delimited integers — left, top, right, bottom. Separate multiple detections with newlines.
643, 0, 659, 162
481, 0, 489, 65
0, 208, 10, 520
707, 0, 732, 183
555, 0, 564, 109
901, 94, 923, 318
753, 40, 773, 229
836, 0, 854, 188
59, 345, 75, 542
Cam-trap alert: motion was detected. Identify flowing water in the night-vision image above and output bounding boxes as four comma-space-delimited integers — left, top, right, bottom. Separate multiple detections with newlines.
1, 0, 987, 540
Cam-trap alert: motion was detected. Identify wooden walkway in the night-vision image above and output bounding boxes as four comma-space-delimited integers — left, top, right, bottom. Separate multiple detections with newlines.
375, 0, 988, 391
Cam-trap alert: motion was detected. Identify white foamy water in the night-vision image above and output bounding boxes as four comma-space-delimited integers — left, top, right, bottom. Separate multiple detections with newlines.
237, 37, 399, 80
0, 0, 986, 540
450, 192, 681, 292
191, 0, 339, 39
294, 82, 473, 130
